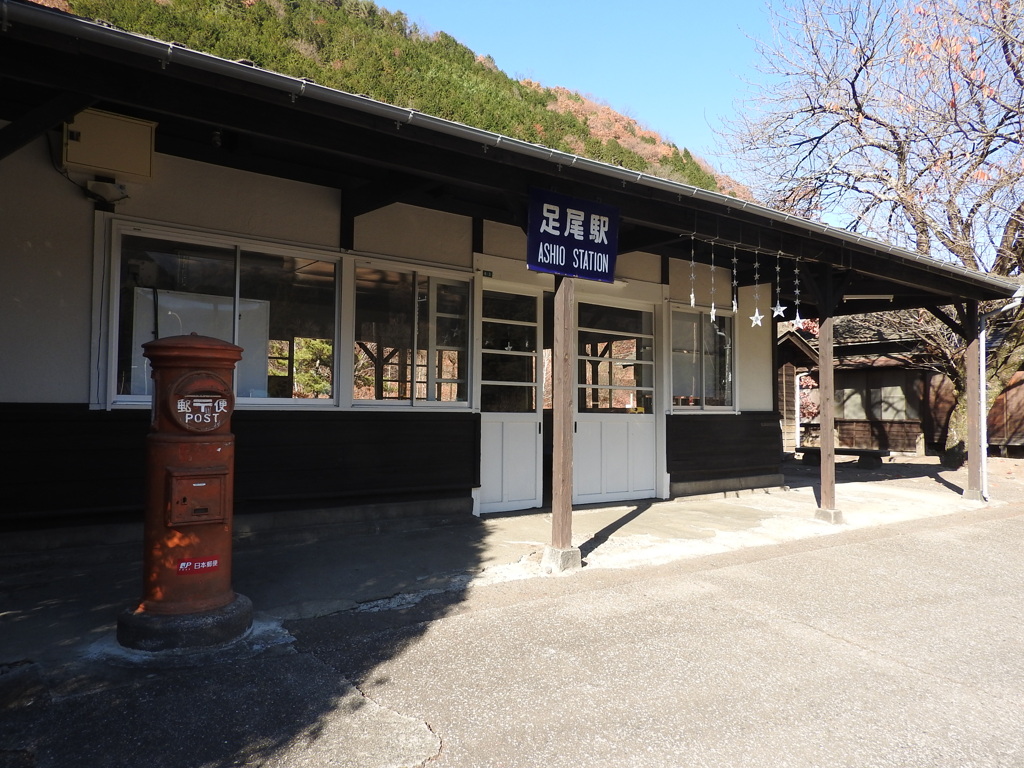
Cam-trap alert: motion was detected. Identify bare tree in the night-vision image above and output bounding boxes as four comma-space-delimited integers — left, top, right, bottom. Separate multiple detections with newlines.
727, 0, 1024, 454
731, 0, 1024, 269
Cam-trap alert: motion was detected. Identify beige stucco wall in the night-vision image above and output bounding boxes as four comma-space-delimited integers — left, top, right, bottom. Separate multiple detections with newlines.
668, 256, 725, 304
1, 134, 95, 403
355, 203, 472, 268
116, 153, 341, 247
483, 221, 525, 260
735, 283, 774, 411
616, 250, 661, 283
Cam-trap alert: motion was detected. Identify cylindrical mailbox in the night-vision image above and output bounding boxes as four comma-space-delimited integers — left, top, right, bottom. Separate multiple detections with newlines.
118, 334, 252, 651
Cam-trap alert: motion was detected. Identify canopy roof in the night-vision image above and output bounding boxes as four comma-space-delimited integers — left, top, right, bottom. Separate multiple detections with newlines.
2, 2, 1020, 316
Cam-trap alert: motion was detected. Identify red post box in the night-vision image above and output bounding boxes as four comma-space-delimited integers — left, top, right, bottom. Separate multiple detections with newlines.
118, 334, 252, 651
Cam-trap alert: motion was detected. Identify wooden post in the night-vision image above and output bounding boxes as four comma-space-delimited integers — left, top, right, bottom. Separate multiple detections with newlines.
544, 276, 582, 571
815, 265, 842, 523
965, 300, 983, 500
817, 313, 840, 520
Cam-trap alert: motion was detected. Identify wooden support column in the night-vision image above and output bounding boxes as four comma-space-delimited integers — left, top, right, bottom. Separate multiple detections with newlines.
964, 300, 983, 501
816, 313, 841, 522
544, 276, 582, 572
814, 265, 842, 523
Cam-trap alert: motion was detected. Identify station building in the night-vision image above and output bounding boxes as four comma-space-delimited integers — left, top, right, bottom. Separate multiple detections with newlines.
2, 3, 1018, 531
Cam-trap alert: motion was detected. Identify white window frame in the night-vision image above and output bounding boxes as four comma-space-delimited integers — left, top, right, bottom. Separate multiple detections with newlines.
576, 300, 656, 414
477, 286, 543, 415
348, 258, 474, 409
669, 303, 737, 413
94, 217, 475, 412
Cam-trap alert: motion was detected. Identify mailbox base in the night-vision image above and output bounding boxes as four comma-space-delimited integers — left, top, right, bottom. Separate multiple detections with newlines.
117, 593, 253, 652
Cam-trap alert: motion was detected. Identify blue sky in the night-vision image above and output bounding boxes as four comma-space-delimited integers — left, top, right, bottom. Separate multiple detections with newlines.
382, 0, 774, 178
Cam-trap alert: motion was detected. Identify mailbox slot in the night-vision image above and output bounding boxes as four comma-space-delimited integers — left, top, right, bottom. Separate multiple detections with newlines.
167, 467, 229, 526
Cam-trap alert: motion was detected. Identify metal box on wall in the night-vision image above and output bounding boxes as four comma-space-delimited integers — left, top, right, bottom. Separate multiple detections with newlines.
63, 108, 155, 181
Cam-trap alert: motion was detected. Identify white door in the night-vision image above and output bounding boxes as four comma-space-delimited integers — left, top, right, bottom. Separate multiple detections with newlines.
573, 301, 658, 504
478, 290, 543, 513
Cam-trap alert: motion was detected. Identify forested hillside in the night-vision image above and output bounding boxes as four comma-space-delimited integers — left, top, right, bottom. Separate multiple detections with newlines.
62, 0, 740, 195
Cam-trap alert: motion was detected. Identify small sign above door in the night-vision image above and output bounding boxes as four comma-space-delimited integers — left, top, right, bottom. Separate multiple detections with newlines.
527, 189, 619, 283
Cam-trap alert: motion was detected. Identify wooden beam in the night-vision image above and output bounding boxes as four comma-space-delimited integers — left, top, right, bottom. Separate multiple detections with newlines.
0, 91, 96, 161
618, 229, 688, 254
472, 217, 483, 254
344, 174, 416, 217
339, 190, 354, 250
925, 305, 968, 339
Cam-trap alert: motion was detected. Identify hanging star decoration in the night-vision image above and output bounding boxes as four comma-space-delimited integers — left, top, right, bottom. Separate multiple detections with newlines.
709, 241, 716, 321
772, 251, 787, 317
689, 235, 696, 308
731, 247, 739, 313
792, 254, 804, 329
749, 250, 762, 327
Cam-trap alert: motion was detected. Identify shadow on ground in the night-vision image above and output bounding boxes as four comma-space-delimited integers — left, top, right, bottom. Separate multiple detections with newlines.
579, 502, 654, 560
783, 456, 967, 498
0, 517, 487, 768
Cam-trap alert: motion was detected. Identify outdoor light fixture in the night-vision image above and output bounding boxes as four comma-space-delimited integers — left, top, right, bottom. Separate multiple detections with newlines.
843, 294, 894, 301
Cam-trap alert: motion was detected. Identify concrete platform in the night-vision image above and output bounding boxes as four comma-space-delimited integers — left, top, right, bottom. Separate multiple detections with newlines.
3, 456, 1019, 665
2, 456, 1023, 767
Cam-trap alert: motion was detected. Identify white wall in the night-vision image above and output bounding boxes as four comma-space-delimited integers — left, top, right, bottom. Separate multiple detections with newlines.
356, 203, 472, 268
117, 153, 341, 247
0, 134, 96, 403
736, 283, 774, 411
616, 250, 661, 283
483, 221, 524, 259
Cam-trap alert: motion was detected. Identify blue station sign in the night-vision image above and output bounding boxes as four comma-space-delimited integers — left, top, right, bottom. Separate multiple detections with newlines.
527, 189, 619, 283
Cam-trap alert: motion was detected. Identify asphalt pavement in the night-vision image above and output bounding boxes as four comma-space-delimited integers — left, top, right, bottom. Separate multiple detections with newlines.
2, 455, 1024, 768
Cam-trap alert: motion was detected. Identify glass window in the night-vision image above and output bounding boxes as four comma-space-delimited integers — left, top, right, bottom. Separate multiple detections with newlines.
703, 314, 733, 407
837, 388, 866, 419
577, 303, 654, 413
480, 291, 539, 413
834, 370, 921, 422
671, 309, 734, 409
115, 232, 337, 400
240, 250, 336, 399
353, 267, 469, 403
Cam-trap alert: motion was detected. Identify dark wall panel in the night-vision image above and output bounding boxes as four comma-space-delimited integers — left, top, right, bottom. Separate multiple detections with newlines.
1, 404, 480, 524
1, 404, 149, 521
836, 419, 921, 452
667, 411, 782, 483
988, 369, 1024, 447
231, 410, 481, 504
